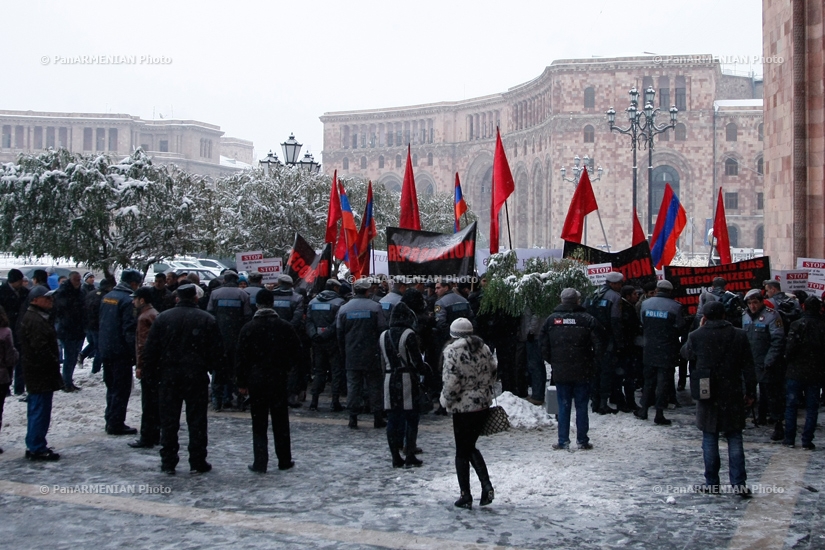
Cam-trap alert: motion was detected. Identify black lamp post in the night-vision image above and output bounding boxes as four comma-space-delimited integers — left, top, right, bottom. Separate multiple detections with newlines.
607, 86, 678, 232
561, 155, 603, 245
259, 150, 280, 177
259, 133, 321, 175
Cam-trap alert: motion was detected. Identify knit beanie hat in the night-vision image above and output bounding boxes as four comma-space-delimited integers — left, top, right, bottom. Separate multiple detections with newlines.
449, 317, 474, 338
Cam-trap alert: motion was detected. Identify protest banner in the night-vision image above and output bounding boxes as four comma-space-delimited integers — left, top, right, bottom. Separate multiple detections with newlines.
586, 263, 614, 286
562, 241, 657, 288
475, 248, 563, 275
386, 222, 476, 277
236, 251, 265, 273
769, 270, 809, 293
665, 257, 772, 315
285, 234, 331, 294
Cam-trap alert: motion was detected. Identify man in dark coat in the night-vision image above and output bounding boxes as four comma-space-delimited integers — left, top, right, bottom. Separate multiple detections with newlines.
0, 268, 28, 395
540, 288, 605, 450
20, 285, 62, 461
615, 285, 643, 411
586, 271, 624, 415
83, 277, 113, 374
781, 296, 825, 449
207, 270, 252, 410
236, 289, 301, 473
129, 287, 160, 449
637, 279, 686, 425
681, 301, 756, 497
272, 274, 308, 408
142, 284, 223, 475
149, 272, 174, 313
337, 277, 387, 429
54, 271, 86, 392
98, 269, 142, 435
741, 288, 785, 437
306, 279, 346, 411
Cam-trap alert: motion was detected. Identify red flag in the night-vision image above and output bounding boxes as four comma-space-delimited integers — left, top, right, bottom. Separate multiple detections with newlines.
399, 145, 421, 230
334, 180, 348, 261
560, 166, 599, 243
713, 187, 732, 265
325, 170, 342, 244
336, 182, 361, 276
490, 128, 515, 253
632, 208, 646, 246
355, 181, 377, 278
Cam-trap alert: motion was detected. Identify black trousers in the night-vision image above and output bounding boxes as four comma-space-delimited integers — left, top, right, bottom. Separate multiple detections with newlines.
346, 369, 382, 416
139, 377, 160, 444
159, 375, 209, 470
640, 363, 670, 412
103, 357, 133, 430
310, 343, 342, 398
250, 390, 291, 470
452, 409, 491, 493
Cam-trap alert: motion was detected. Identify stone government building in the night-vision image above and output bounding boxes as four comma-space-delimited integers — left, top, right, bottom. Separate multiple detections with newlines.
0, 110, 254, 178
320, 55, 764, 253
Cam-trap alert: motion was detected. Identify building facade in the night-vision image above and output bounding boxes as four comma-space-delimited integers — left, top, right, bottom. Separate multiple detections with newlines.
0, 110, 254, 178
321, 55, 764, 253
762, 0, 825, 269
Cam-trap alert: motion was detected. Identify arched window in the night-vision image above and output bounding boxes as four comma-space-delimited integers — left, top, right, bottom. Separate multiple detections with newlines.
583, 125, 595, 143
584, 87, 595, 109
427, 152, 433, 166
758, 123, 764, 142
360, 156, 367, 169
342, 157, 349, 170
650, 165, 680, 232
675, 123, 687, 141
395, 154, 402, 168
725, 158, 738, 176
728, 225, 739, 247
726, 123, 737, 142
378, 155, 384, 169
757, 157, 763, 175
755, 225, 764, 249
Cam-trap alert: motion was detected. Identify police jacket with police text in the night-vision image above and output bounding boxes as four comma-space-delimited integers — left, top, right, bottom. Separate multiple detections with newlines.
207, 283, 252, 357
306, 290, 345, 344
640, 292, 685, 368
539, 303, 605, 384
336, 295, 386, 371
272, 287, 305, 333
741, 305, 785, 377
379, 290, 403, 324
98, 282, 138, 362
435, 291, 475, 335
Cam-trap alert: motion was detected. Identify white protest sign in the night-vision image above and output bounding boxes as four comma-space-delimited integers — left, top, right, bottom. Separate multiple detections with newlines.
236, 251, 265, 273
255, 258, 283, 283
770, 270, 809, 293
586, 263, 614, 286
795, 258, 825, 295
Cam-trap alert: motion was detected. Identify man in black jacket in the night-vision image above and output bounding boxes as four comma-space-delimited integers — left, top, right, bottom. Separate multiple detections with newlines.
54, 271, 86, 392
306, 279, 346, 411
236, 289, 301, 473
782, 296, 825, 449
540, 288, 605, 450
681, 301, 756, 497
0, 269, 28, 395
142, 284, 223, 475
83, 278, 113, 375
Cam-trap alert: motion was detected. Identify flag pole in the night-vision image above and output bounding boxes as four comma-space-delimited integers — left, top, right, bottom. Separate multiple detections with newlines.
595, 209, 610, 252
707, 237, 716, 267
371, 244, 376, 275
504, 200, 513, 250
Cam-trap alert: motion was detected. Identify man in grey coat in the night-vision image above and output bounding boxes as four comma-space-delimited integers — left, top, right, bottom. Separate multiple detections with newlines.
681, 301, 756, 498
337, 277, 387, 429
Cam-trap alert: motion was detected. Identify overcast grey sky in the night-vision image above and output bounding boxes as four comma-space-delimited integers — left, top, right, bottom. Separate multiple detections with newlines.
3, 0, 763, 165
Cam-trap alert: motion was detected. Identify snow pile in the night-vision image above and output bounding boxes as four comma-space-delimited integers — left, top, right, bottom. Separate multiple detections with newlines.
495, 391, 555, 430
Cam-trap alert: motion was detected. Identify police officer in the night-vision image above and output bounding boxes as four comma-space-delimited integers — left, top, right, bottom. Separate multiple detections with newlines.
98, 269, 142, 435
244, 272, 266, 310
763, 280, 802, 331
142, 284, 223, 475
709, 277, 745, 328
540, 288, 605, 450
207, 270, 252, 411
337, 277, 387, 429
379, 276, 409, 324
636, 279, 685, 425
272, 274, 307, 407
742, 288, 786, 439
587, 271, 623, 415
306, 279, 346, 411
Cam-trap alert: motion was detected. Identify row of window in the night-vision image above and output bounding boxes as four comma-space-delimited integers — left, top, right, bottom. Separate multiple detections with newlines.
724, 157, 764, 176
723, 191, 764, 211
341, 152, 435, 171
341, 120, 434, 150
1, 125, 118, 152
725, 122, 763, 142
199, 139, 213, 159
583, 76, 688, 111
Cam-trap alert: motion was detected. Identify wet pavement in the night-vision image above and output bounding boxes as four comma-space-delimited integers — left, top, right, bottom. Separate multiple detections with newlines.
1, 387, 824, 549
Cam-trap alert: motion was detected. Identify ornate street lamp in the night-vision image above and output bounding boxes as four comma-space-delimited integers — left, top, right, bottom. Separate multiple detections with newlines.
297, 151, 321, 174
561, 155, 603, 245
607, 86, 678, 232
259, 150, 281, 177
281, 133, 302, 166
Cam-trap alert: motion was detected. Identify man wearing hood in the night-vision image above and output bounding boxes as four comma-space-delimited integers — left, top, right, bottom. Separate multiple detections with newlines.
540, 288, 605, 450
380, 302, 425, 468
236, 289, 302, 473
306, 279, 346, 411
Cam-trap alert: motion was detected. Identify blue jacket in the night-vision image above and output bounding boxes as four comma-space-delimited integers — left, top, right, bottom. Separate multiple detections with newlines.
98, 282, 137, 362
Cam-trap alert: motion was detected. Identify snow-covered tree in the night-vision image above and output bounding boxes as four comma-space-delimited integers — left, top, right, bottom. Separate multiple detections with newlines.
0, 148, 216, 277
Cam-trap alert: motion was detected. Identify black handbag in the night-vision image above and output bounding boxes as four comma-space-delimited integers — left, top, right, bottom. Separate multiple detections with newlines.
480, 402, 511, 436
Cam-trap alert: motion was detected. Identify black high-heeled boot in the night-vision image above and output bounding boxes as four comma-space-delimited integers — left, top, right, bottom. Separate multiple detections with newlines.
387, 433, 404, 468
454, 457, 472, 509
470, 449, 494, 506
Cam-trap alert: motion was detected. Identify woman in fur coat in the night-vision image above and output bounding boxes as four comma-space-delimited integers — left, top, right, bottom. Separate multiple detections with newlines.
440, 317, 497, 509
